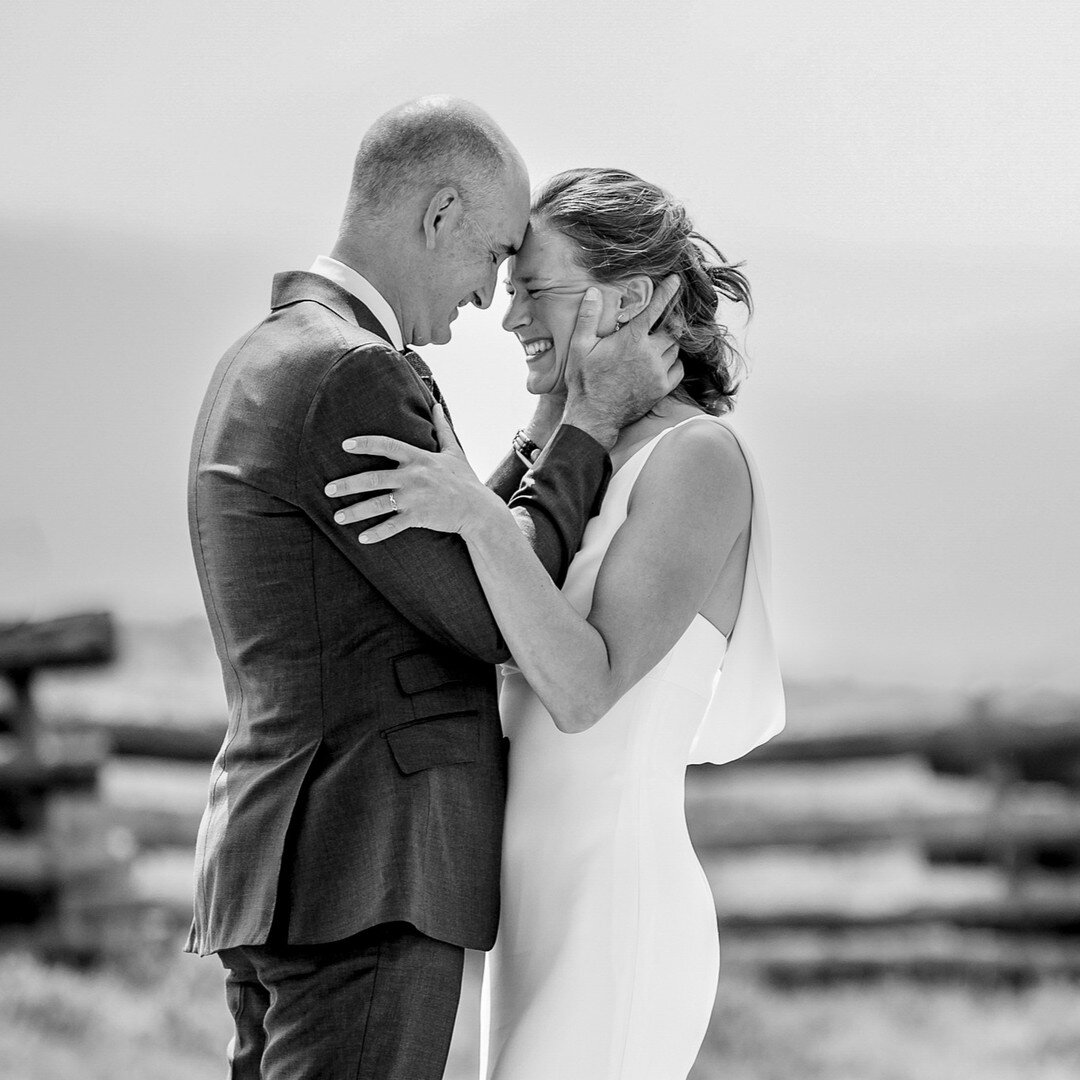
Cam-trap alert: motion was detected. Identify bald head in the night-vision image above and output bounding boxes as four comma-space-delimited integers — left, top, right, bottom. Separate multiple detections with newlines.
341, 96, 525, 229
332, 97, 530, 348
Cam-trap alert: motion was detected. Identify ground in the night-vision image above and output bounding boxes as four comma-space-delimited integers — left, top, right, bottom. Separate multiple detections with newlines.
1, 939, 1078, 1080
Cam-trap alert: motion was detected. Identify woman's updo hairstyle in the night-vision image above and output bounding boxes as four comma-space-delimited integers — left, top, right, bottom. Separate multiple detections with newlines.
531, 168, 751, 415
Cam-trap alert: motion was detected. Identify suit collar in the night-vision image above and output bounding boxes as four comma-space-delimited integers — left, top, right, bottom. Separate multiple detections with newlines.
270, 271, 394, 347
307, 256, 404, 350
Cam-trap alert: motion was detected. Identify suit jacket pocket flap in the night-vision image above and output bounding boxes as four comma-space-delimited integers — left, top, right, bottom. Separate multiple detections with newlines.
384, 712, 480, 775
393, 650, 465, 696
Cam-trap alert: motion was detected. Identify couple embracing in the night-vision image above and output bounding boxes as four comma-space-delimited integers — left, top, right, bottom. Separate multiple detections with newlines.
186, 95, 784, 1080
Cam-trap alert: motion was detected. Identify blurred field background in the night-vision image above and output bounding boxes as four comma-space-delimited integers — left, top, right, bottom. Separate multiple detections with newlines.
2, 618, 1079, 1078
3, 2, 1080, 1077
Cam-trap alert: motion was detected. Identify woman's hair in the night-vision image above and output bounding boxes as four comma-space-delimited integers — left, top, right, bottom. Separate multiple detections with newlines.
531, 168, 751, 415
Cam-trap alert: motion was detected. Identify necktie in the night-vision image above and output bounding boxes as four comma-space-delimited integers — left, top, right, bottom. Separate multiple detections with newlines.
402, 348, 453, 429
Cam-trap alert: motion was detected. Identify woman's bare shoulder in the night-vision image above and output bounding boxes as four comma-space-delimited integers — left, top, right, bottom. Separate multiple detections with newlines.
633, 417, 752, 515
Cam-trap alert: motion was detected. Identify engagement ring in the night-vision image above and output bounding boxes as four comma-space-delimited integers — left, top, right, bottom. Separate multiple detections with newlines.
388, 494, 399, 513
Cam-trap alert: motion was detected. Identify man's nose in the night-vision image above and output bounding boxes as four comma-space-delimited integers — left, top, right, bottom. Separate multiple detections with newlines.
474, 277, 497, 310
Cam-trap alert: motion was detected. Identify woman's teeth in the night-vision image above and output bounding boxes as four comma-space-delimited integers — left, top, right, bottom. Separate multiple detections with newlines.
524, 339, 553, 357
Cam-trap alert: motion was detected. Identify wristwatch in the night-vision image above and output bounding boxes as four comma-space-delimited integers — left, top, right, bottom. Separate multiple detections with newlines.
512, 430, 542, 468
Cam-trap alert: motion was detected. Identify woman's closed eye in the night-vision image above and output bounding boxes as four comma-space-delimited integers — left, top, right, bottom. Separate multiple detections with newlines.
505, 282, 584, 299
505, 283, 540, 298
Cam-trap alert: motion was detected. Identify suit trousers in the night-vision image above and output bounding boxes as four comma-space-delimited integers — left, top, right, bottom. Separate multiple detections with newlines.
218, 921, 465, 1080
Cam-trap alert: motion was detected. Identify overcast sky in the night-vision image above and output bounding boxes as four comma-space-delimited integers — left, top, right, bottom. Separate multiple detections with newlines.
2, 1, 1078, 691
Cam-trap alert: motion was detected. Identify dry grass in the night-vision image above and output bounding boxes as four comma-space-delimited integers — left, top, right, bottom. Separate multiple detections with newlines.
0, 944, 229, 1080
0, 941, 1078, 1080
695, 972, 1080, 1080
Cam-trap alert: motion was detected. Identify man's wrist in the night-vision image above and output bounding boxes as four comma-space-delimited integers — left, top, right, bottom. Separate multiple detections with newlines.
561, 405, 620, 452
521, 418, 556, 449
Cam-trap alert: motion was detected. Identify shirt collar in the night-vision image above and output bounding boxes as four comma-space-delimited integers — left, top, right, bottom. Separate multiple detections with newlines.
308, 256, 405, 351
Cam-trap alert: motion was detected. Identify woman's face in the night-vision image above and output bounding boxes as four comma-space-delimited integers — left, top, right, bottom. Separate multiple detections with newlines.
501, 222, 622, 396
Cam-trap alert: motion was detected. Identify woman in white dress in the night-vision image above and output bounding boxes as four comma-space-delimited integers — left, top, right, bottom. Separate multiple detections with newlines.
331, 168, 784, 1079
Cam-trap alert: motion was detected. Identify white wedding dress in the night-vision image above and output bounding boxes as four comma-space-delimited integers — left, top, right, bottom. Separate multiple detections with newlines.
480, 416, 785, 1080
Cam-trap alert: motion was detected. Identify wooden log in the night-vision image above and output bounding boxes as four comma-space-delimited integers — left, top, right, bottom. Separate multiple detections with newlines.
107, 804, 202, 848
706, 714, 1080, 774
0, 834, 52, 888
0, 731, 107, 791
97, 715, 1070, 769
687, 800, 1080, 853
0, 612, 116, 671
717, 895, 1080, 933
99, 721, 223, 762
45, 709, 1080, 782
88, 715, 1080, 773
720, 928, 1080, 983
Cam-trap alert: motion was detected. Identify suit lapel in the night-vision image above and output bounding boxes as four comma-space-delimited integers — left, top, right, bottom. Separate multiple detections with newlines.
268, 271, 458, 438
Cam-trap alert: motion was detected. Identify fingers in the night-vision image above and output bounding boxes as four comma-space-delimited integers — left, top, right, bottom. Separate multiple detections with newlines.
431, 403, 460, 453
340, 435, 417, 461
568, 286, 603, 355
332, 493, 401, 525
635, 273, 680, 329
663, 355, 685, 395
357, 517, 406, 544
652, 329, 678, 356
324, 470, 401, 498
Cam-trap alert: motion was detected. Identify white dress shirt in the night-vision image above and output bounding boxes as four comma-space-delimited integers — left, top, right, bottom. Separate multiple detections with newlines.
308, 255, 405, 351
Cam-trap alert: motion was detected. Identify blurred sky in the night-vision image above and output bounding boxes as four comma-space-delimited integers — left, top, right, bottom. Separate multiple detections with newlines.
1, 1, 1078, 691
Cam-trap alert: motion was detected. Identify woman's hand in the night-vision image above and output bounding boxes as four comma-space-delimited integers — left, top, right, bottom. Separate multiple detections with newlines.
326, 404, 505, 544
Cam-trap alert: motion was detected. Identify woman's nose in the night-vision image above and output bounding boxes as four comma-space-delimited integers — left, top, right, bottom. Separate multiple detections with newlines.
502, 294, 529, 332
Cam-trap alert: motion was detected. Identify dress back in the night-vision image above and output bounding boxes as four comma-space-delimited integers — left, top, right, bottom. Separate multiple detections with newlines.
561, 414, 785, 764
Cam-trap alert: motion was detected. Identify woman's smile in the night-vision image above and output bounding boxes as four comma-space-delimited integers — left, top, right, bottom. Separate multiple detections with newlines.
521, 338, 554, 362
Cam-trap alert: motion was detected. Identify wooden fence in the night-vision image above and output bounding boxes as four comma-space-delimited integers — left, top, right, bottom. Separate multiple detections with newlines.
3, 612, 1080, 978
0, 613, 133, 957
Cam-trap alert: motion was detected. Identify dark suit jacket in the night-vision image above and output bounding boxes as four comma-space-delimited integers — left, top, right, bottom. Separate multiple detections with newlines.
186, 272, 609, 956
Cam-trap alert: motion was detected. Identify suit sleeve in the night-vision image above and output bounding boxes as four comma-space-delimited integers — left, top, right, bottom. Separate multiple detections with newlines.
504, 426, 610, 586
486, 448, 528, 503
297, 346, 610, 663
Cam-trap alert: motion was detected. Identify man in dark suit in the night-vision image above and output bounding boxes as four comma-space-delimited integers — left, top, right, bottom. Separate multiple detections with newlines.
186, 96, 679, 1079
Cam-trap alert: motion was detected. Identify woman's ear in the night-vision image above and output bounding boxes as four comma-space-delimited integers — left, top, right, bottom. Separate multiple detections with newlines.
617, 274, 655, 322
422, 187, 462, 250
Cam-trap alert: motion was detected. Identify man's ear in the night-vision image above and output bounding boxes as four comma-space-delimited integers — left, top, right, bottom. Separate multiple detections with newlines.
422, 187, 463, 250
617, 275, 655, 321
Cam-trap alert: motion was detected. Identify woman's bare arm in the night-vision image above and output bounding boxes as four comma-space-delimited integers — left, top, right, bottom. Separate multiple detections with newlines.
463, 420, 750, 731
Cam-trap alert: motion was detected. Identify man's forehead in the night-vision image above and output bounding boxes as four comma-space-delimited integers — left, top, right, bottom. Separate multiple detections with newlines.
506, 197, 530, 250
503, 169, 530, 242
484, 193, 527, 253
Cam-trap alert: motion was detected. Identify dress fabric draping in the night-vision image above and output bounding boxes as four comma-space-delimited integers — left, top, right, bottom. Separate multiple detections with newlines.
480, 416, 785, 1080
